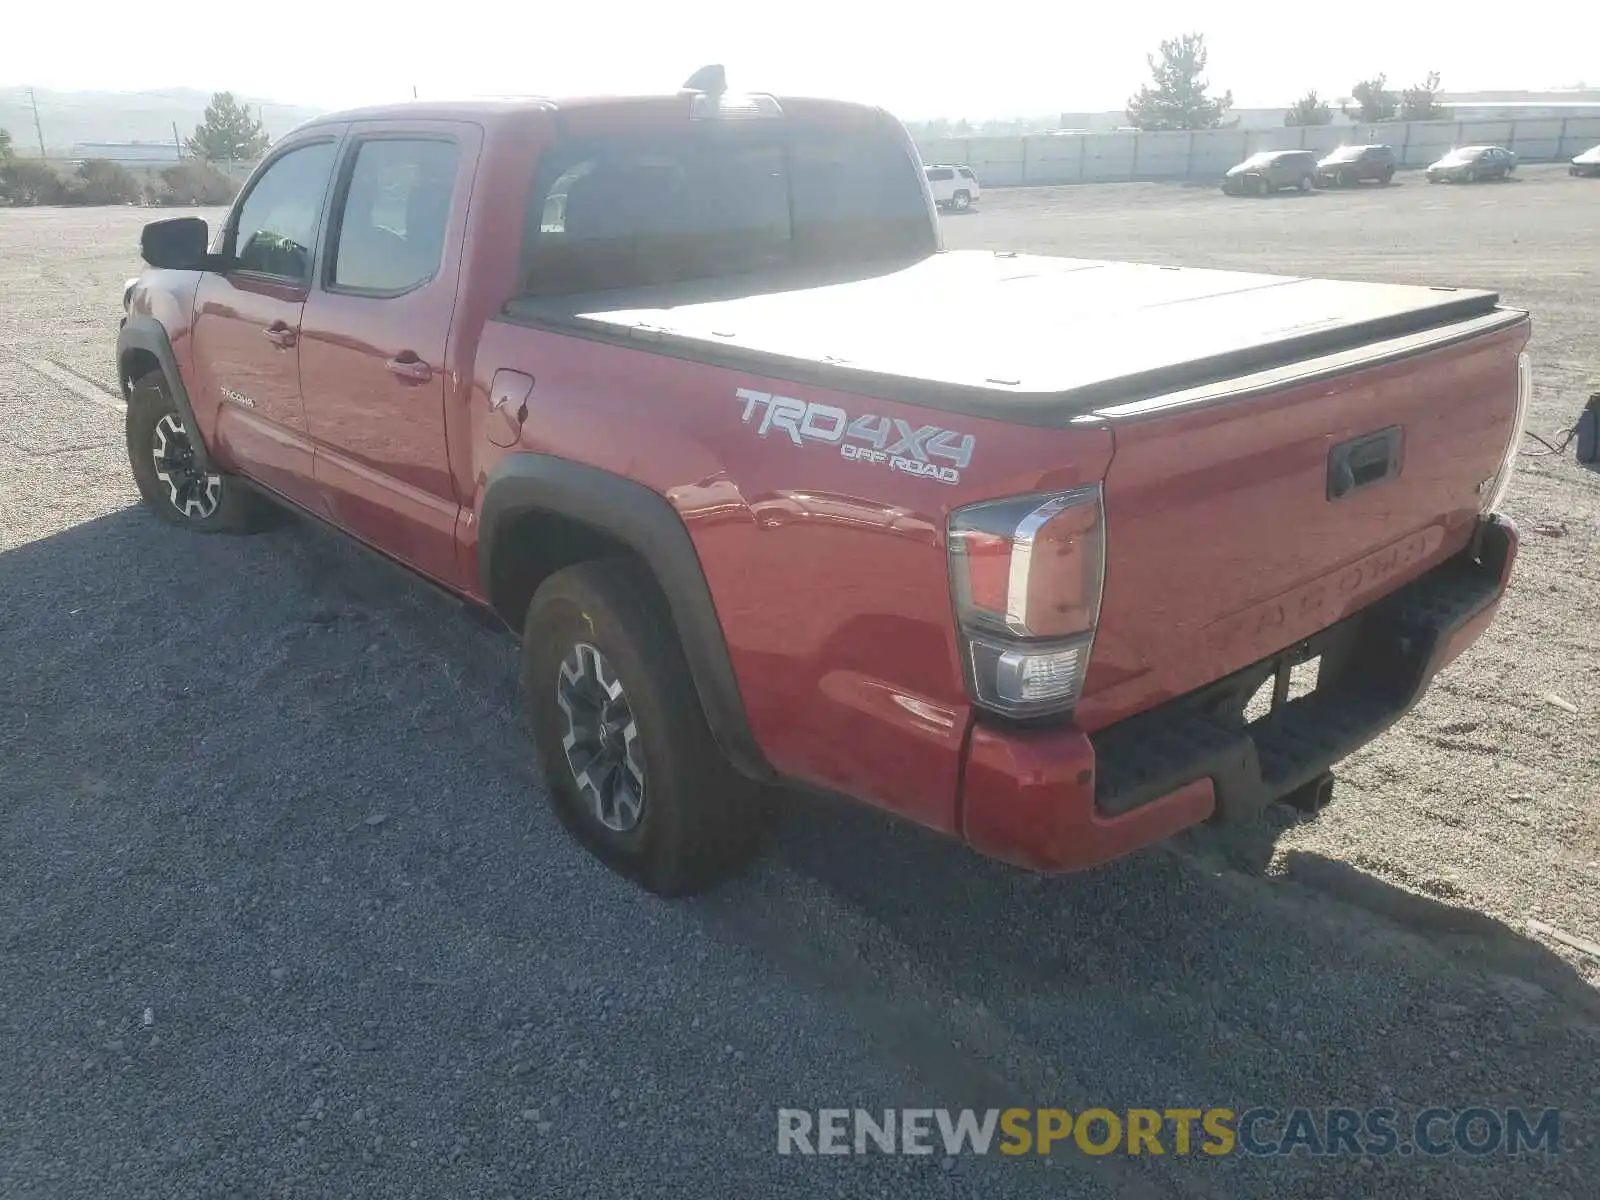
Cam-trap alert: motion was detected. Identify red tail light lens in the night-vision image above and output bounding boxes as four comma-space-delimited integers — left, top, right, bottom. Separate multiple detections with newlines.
948, 486, 1105, 718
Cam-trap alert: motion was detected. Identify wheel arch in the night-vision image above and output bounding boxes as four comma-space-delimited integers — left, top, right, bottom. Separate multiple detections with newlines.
117, 316, 211, 470
479, 454, 774, 783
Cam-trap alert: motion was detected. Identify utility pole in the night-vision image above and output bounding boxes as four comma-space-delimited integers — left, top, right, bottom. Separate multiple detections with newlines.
28, 86, 47, 157
172, 122, 184, 160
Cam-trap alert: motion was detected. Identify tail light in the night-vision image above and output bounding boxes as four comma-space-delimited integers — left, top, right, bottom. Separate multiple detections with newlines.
1480, 350, 1532, 515
947, 485, 1105, 718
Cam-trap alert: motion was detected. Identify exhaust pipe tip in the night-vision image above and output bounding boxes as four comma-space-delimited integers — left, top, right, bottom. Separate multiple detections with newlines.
1281, 771, 1336, 816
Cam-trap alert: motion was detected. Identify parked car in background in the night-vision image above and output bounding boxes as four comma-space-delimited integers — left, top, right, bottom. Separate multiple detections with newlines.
1222, 150, 1318, 196
1571, 145, 1600, 177
1316, 144, 1397, 187
924, 164, 980, 211
1426, 146, 1517, 183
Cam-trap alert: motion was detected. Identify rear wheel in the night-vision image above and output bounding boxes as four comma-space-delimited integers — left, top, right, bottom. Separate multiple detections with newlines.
951, 190, 972, 212
1297, 175, 1312, 192
125, 370, 279, 533
522, 558, 765, 895
1379, 167, 1395, 185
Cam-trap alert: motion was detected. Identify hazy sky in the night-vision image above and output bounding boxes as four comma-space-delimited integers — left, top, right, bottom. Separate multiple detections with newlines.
6, 1, 1596, 116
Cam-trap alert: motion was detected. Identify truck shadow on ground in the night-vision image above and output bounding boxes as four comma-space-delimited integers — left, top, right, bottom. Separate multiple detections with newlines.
3, 506, 1593, 1196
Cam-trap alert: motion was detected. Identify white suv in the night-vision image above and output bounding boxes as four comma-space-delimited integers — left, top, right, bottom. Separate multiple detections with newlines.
924, 164, 981, 211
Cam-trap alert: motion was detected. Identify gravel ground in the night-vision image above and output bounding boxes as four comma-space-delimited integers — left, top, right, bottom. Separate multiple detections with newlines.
1, 173, 1597, 1199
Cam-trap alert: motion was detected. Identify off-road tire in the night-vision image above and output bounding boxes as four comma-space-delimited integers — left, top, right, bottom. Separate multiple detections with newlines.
125, 369, 280, 533
523, 558, 764, 895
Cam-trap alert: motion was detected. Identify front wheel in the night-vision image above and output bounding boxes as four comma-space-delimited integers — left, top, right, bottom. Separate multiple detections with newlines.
951, 190, 972, 212
125, 370, 279, 533
522, 559, 765, 895
1337, 170, 1353, 188
1380, 167, 1395, 185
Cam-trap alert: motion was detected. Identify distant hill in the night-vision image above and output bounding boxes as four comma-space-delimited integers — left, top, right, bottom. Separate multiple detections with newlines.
0, 86, 323, 156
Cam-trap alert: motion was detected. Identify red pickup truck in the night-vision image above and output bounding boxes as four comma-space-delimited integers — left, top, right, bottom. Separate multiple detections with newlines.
117, 68, 1530, 894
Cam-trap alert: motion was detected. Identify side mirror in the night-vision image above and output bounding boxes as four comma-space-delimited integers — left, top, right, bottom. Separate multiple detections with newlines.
140, 217, 214, 270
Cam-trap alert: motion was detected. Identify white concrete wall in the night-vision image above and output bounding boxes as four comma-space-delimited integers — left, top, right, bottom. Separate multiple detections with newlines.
917, 116, 1600, 186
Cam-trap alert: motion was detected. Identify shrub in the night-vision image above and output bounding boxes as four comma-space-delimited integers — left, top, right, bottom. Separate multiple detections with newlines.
0, 157, 65, 205
148, 161, 239, 206
60, 158, 143, 206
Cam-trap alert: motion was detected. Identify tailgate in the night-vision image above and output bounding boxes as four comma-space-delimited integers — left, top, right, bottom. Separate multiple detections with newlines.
1075, 314, 1529, 732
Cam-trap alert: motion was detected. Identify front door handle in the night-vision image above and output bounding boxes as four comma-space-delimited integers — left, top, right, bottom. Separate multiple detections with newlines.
263, 323, 297, 348
386, 354, 433, 384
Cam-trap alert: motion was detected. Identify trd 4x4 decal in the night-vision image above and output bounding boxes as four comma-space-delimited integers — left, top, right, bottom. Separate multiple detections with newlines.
735, 388, 975, 485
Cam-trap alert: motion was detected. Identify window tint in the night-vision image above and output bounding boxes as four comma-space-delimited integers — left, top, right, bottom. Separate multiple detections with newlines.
523, 128, 933, 295
925, 167, 955, 182
331, 139, 460, 293
233, 142, 337, 280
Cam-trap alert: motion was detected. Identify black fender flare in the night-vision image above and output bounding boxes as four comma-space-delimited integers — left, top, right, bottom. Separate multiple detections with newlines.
117, 315, 212, 470
479, 454, 774, 783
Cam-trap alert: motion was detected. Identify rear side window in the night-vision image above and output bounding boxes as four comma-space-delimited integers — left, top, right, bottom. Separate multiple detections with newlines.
232, 142, 338, 280
329, 138, 461, 294
522, 127, 933, 295
925, 167, 955, 182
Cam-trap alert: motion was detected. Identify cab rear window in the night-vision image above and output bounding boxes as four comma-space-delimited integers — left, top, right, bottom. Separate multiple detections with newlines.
521, 127, 934, 295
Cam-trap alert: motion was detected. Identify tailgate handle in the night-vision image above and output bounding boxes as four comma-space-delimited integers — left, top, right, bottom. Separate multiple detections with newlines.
1328, 425, 1403, 500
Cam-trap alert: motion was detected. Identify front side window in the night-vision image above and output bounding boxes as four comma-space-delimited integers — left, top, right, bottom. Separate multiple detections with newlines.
330, 138, 461, 293
232, 142, 337, 280
522, 126, 933, 295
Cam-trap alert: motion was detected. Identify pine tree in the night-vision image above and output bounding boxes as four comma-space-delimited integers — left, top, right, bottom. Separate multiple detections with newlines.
184, 92, 271, 163
1126, 34, 1233, 132
1285, 90, 1333, 126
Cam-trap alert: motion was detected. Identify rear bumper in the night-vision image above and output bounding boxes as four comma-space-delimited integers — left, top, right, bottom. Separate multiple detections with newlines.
958, 514, 1518, 873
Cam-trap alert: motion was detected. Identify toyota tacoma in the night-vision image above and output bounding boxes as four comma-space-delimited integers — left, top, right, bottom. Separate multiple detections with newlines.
117, 68, 1530, 894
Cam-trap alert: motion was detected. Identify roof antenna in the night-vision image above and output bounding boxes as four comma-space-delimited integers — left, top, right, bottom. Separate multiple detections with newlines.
681, 65, 727, 96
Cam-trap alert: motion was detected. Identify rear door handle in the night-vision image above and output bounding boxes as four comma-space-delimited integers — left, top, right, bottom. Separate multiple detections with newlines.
263, 323, 297, 348
386, 354, 433, 384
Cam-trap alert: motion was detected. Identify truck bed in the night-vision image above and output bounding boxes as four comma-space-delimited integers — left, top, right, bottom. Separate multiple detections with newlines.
502, 251, 1506, 425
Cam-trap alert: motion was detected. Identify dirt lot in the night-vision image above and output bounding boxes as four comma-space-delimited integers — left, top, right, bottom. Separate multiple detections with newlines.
1, 168, 1597, 1199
